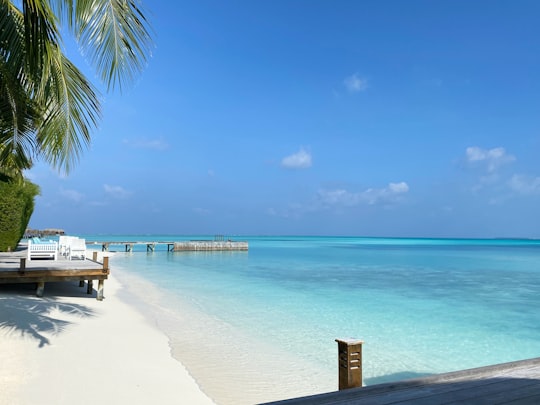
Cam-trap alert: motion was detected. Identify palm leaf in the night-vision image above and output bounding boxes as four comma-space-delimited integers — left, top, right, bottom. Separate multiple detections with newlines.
0, 4, 38, 174
54, 0, 153, 90
35, 42, 100, 173
21, 0, 61, 77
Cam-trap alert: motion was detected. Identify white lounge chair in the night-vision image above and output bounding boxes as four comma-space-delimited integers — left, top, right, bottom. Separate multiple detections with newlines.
69, 237, 87, 260
58, 236, 87, 260
27, 238, 58, 261
58, 235, 71, 259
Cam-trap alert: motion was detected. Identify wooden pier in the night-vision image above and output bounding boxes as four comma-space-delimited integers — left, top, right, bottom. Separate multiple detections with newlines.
264, 357, 540, 404
173, 240, 248, 251
88, 241, 176, 252
89, 240, 249, 252
0, 251, 109, 300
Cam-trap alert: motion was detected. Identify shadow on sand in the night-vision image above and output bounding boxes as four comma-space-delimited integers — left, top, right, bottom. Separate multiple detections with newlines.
0, 282, 95, 348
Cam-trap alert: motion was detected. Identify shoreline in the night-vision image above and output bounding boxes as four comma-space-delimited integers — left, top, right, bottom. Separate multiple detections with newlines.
112, 265, 336, 404
0, 269, 215, 405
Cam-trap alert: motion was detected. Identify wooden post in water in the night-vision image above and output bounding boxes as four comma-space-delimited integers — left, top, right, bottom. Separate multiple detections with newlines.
97, 280, 104, 301
36, 282, 45, 297
96, 256, 109, 301
19, 258, 26, 275
87, 280, 93, 295
336, 338, 364, 390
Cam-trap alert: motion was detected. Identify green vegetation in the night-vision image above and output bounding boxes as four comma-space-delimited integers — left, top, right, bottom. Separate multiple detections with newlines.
0, 179, 39, 251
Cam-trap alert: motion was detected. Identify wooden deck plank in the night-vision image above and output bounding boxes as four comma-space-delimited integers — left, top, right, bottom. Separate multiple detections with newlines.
263, 358, 540, 405
0, 275, 108, 284
378, 379, 540, 405
467, 383, 540, 405
0, 268, 108, 277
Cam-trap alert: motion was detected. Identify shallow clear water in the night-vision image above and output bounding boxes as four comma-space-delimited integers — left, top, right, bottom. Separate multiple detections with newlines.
85, 235, 540, 402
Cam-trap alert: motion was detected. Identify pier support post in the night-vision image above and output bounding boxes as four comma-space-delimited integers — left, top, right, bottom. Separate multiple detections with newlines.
97, 280, 104, 301
79, 280, 85, 287
87, 280, 93, 295
93, 251, 98, 262
336, 338, 364, 390
36, 282, 45, 297
19, 258, 26, 275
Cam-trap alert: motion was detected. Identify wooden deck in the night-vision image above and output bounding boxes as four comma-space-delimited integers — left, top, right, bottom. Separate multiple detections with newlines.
0, 251, 109, 300
263, 357, 540, 404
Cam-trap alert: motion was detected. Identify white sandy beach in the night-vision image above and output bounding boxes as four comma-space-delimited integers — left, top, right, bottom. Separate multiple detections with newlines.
0, 269, 216, 405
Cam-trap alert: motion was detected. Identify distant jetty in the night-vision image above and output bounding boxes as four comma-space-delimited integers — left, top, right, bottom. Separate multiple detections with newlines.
24, 228, 65, 238
89, 236, 248, 252
173, 240, 248, 252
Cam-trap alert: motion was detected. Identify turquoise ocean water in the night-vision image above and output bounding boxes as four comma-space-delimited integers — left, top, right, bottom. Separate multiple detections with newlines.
83, 236, 540, 403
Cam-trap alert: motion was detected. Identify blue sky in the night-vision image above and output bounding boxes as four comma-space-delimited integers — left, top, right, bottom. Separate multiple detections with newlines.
27, 0, 540, 237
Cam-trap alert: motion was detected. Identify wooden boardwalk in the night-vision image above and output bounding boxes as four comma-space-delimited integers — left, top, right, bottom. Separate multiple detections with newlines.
88, 241, 176, 252
263, 357, 540, 404
0, 251, 109, 300
89, 240, 248, 252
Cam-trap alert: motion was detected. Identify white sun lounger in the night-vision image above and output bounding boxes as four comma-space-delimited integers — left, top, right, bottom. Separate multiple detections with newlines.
69, 237, 87, 260
59, 236, 87, 260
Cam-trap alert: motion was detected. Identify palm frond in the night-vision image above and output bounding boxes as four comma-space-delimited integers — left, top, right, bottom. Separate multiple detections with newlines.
0, 2, 27, 81
21, 0, 61, 76
35, 42, 101, 173
0, 52, 39, 175
55, 0, 153, 91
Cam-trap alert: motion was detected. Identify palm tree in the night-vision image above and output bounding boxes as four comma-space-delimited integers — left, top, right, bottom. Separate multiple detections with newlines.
0, 0, 152, 176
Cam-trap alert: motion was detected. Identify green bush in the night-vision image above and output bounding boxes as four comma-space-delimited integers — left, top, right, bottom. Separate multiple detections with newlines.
0, 180, 40, 252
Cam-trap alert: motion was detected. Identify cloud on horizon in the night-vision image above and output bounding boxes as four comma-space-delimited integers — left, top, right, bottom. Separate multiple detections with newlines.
267, 181, 409, 220
59, 188, 84, 203
281, 148, 312, 169
318, 182, 409, 207
104, 184, 132, 199
344, 73, 368, 93
508, 174, 540, 195
465, 146, 515, 173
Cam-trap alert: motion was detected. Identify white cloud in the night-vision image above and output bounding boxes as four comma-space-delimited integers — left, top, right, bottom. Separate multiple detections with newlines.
281, 148, 312, 169
104, 184, 132, 198
318, 182, 409, 207
465, 146, 515, 173
344, 74, 368, 93
266, 182, 409, 219
60, 188, 84, 202
508, 174, 540, 195
388, 182, 409, 193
